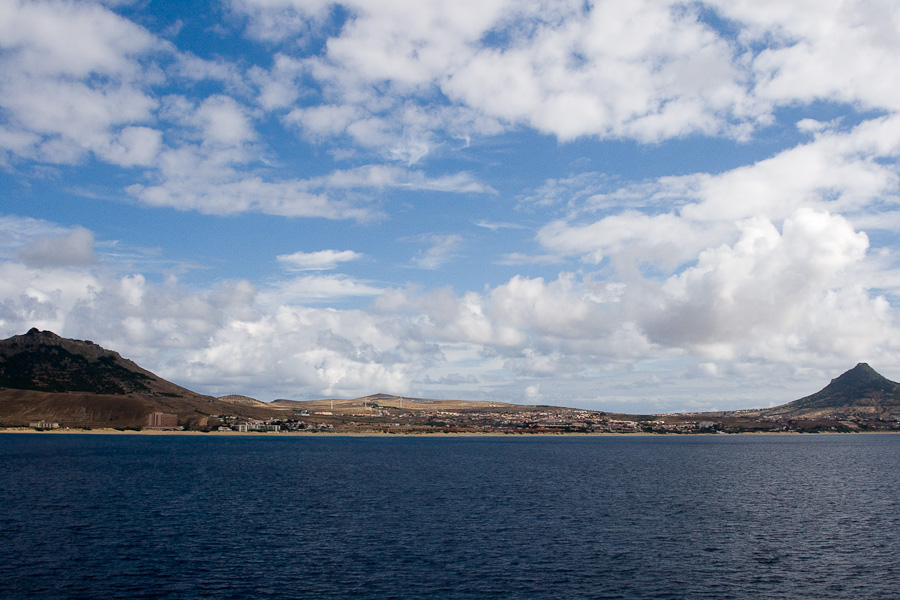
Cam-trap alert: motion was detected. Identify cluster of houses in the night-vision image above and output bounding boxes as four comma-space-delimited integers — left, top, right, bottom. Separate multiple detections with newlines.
187, 408, 722, 434
16, 406, 729, 434
208, 414, 335, 433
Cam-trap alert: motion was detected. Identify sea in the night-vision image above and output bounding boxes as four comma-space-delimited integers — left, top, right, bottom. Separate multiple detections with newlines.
2, 433, 899, 599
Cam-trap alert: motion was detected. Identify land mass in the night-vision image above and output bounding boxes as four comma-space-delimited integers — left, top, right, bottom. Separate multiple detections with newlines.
1, 329, 899, 434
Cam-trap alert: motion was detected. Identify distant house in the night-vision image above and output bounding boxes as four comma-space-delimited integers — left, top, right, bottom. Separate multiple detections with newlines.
145, 412, 180, 430
29, 420, 59, 430
246, 422, 281, 432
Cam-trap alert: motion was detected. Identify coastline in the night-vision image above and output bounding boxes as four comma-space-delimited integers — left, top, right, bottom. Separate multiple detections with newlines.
0, 427, 642, 437
1, 427, 890, 437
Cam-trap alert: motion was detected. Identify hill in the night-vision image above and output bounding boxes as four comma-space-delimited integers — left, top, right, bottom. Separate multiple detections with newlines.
0, 329, 279, 428
2, 328, 898, 432
218, 394, 268, 407
269, 392, 525, 413
761, 363, 900, 419
0, 330, 540, 430
2, 329, 194, 397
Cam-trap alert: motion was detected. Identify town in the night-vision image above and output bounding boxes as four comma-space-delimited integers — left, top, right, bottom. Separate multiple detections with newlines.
136, 402, 900, 435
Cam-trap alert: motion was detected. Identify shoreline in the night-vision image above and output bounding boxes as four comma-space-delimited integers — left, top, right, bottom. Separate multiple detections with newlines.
0, 427, 648, 437
1, 427, 894, 437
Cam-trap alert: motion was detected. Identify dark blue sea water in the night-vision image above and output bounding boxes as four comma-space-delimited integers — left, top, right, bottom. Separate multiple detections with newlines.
2, 434, 900, 599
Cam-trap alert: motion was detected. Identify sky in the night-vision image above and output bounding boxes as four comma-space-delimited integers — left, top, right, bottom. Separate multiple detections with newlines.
2, 0, 900, 413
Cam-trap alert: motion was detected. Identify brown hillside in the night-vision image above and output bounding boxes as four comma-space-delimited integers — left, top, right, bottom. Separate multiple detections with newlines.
0, 329, 281, 428
760, 363, 900, 419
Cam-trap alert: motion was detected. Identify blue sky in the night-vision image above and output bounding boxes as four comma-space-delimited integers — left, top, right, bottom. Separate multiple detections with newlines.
2, 0, 900, 412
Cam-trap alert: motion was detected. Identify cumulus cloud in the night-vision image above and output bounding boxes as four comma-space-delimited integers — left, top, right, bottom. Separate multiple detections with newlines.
180, 306, 427, 398
524, 384, 541, 404
711, 0, 900, 111
256, 0, 759, 156
0, 252, 408, 400
191, 95, 258, 147
227, 0, 334, 43
100, 126, 163, 167
647, 210, 873, 353
224, 0, 900, 161
536, 115, 900, 279
0, 213, 896, 410
0, 1, 498, 221
539, 211, 715, 269
0, 0, 162, 164
3, 2, 900, 412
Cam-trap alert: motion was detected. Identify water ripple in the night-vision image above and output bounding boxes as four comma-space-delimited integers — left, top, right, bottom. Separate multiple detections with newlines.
2, 434, 900, 598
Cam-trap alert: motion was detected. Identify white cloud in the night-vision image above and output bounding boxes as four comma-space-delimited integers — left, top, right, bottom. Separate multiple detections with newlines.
445, 1, 755, 142
179, 306, 426, 398
0, 261, 100, 332
277, 249, 364, 271
712, 0, 900, 111
539, 211, 718, 268
377, 273, 643, 360
101, 126, 163, 167
646, 209, 874, 355
422, 372, 479, 386
127, 157, 493, 219
0, 1, 159, 78
236, 0, 764, 158
227, 0, 335, 43
0, 214, 72, 256
18, 227, 96, 268
497, 253, 564, 266
128, 175, 372, 219
412, 234, 464, 269
3, 2, 900, 412
535, 115, 900, 280
0, 215, 896, 410
474, 220, 528, 231
249, 54, 304, 111
192, 95, 258, 147
1, 3, 501, 223
227, 0, 900, 161
260, 274, 383, 305
318, 165, 495, 194
0, 0, 162, 164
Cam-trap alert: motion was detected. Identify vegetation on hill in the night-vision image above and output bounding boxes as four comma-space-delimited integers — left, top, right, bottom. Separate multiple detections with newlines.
0, 343, 153, 394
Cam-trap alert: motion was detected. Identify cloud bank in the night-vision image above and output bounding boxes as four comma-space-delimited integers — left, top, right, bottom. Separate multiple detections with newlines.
1, 1, 900, 411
